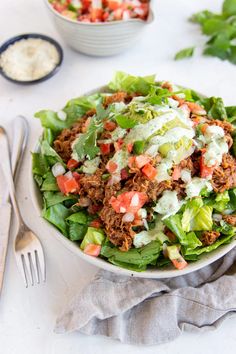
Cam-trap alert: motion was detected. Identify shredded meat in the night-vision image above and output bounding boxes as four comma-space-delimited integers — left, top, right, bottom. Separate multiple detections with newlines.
124, 172, 172, 201
211, 153, 236, 193
79, 169, 105, 203
53, 109, 96, 162
222, 214, 236, 226
201, 231, 220, 246
103, 91, 140, 107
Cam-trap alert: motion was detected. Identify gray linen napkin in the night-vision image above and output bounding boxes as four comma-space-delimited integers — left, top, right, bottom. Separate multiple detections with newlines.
55, 248, 236, 345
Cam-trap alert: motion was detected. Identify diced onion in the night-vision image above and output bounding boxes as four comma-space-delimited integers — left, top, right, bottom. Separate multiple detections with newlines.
120, 207, 127, 213
130, 193, 139, 207
64, 171, 73, 179
51, 163, 66, 177
212, 214, 222, 222
122, 212, 135, 223
143, 219, 149, 230
137, 208, 147, 219
57, 110, 67, 121
107, 174, 121, 186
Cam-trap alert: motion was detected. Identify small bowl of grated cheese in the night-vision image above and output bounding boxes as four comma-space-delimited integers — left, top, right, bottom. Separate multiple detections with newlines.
0, 33, 63, 84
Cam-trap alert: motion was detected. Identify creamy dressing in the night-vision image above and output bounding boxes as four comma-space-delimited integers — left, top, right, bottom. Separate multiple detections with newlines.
204, 138, 228, 167
153, 190, 183, 219
82, 157, 101, 174
109, 149, 129, 173
185, 177, 213, 199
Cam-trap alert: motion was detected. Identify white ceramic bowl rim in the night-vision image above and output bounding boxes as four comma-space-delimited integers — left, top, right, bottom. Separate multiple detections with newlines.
30, 84, 236, 279
44, 0, 154, 26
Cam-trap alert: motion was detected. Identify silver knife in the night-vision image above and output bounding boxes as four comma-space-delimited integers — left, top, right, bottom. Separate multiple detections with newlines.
0, 116, 29, 294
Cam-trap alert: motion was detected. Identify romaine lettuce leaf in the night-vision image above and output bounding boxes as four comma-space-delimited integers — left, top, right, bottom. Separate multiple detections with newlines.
80, 227, 105, 250
101, 241, 160, 269
43, 204, 70, 235
66, 211, 88, 224
32, 152, 49, 176
200, 97, 227, 120
43, 192, 76, 208
35, 95, 100, 133
41, 172, 59, 192
163, 214, 202, 248
68, 223, 88, 241
108, 71, 155, 95
40, 140, 64, 166
182, 198, 213, 232
214, 191, 230, 212
184, 233, 234, 256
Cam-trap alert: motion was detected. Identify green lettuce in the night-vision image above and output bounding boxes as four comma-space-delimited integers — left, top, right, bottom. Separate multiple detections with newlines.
108, 71, 155, 95
43, 192, 76, 208
200, 97, 227, 120
41, 172, 59, 192
214, 191, 230, 212
101, 241, 160, 270
80, 227, 105, 250
40, 140, 64, 166
182, 198, 213, 232
35, 94, 100, 133
163, 214, 202, 248
229, 188, 236, 209
43, 204, 71, 235
32, 152, 49, 176
184, 234, 234, 256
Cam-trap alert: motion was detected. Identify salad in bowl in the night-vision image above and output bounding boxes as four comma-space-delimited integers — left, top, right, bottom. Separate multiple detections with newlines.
32, 72, 236, 273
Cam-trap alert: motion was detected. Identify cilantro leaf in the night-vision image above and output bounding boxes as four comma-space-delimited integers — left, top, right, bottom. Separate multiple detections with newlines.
223, 0, 236, 17
174, 47, 195, 60
115, 114, 137, 129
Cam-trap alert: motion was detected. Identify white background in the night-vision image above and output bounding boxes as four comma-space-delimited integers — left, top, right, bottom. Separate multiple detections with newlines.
1, 0, 236, 353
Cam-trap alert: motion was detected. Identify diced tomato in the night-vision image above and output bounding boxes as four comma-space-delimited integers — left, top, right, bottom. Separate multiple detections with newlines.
110, 191, 148, 214
172, 165, 181, 181
120, 168, 129, 180
90, 218, 102, 228
64, 178, 80, 194
67, 159, 79, 170
72, 172, 81, 182
114, 138, 123, 151
114, 8, 123, 20
127, 143, 133, 153
132, 217, 144, 226
100, 143, 111, 155
53, 2, 67, 13
106, 160, 118, 173
186, 102, 206, 115
142, 163, 157, 180
171, 257, 188, 270
135, 155, 151, 169
107, 0, 120, 11
200, 153, 216, 178
56, 175, 67, 194
91, 8, 103, 22
84, 244, 101, 257
56, 173, 80, 195
103, 11, 109, 21
104, 120, 117, 131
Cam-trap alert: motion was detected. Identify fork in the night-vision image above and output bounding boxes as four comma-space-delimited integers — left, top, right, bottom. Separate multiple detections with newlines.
0, 126, 46, 287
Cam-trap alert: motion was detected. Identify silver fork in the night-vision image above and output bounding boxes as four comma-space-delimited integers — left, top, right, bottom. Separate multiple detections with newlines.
0, 126, 46, 287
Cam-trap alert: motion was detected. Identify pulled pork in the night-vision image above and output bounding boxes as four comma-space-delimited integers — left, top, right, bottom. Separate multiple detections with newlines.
222, 214, 236, 226
201, 231, 220, 246
211, 154, 236, 193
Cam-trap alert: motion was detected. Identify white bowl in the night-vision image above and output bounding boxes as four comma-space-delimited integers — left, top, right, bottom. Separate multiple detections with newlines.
44, 0, 154, 56
30, 85, 236, 278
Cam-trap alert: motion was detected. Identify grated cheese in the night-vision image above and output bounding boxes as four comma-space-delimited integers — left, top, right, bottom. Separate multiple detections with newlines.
0, 38, 60, 81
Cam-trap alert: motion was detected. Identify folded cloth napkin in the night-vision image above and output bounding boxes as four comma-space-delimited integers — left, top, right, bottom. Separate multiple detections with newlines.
55, 248, 236, 345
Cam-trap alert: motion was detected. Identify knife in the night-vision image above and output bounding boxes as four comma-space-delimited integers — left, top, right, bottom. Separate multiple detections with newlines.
0, 116, 29, 294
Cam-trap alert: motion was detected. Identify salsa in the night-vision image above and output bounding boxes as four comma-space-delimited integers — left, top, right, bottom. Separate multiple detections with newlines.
49, 0, 150, 23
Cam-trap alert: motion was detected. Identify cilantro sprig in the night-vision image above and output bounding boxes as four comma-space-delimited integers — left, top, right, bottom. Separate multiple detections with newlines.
175, 0, 236, 64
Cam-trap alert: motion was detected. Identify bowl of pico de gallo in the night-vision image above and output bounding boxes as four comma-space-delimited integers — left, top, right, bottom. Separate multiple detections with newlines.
44, 0, 154, 56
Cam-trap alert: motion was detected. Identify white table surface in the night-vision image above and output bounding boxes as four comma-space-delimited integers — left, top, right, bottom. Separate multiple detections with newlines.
1, 0, 236, 353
